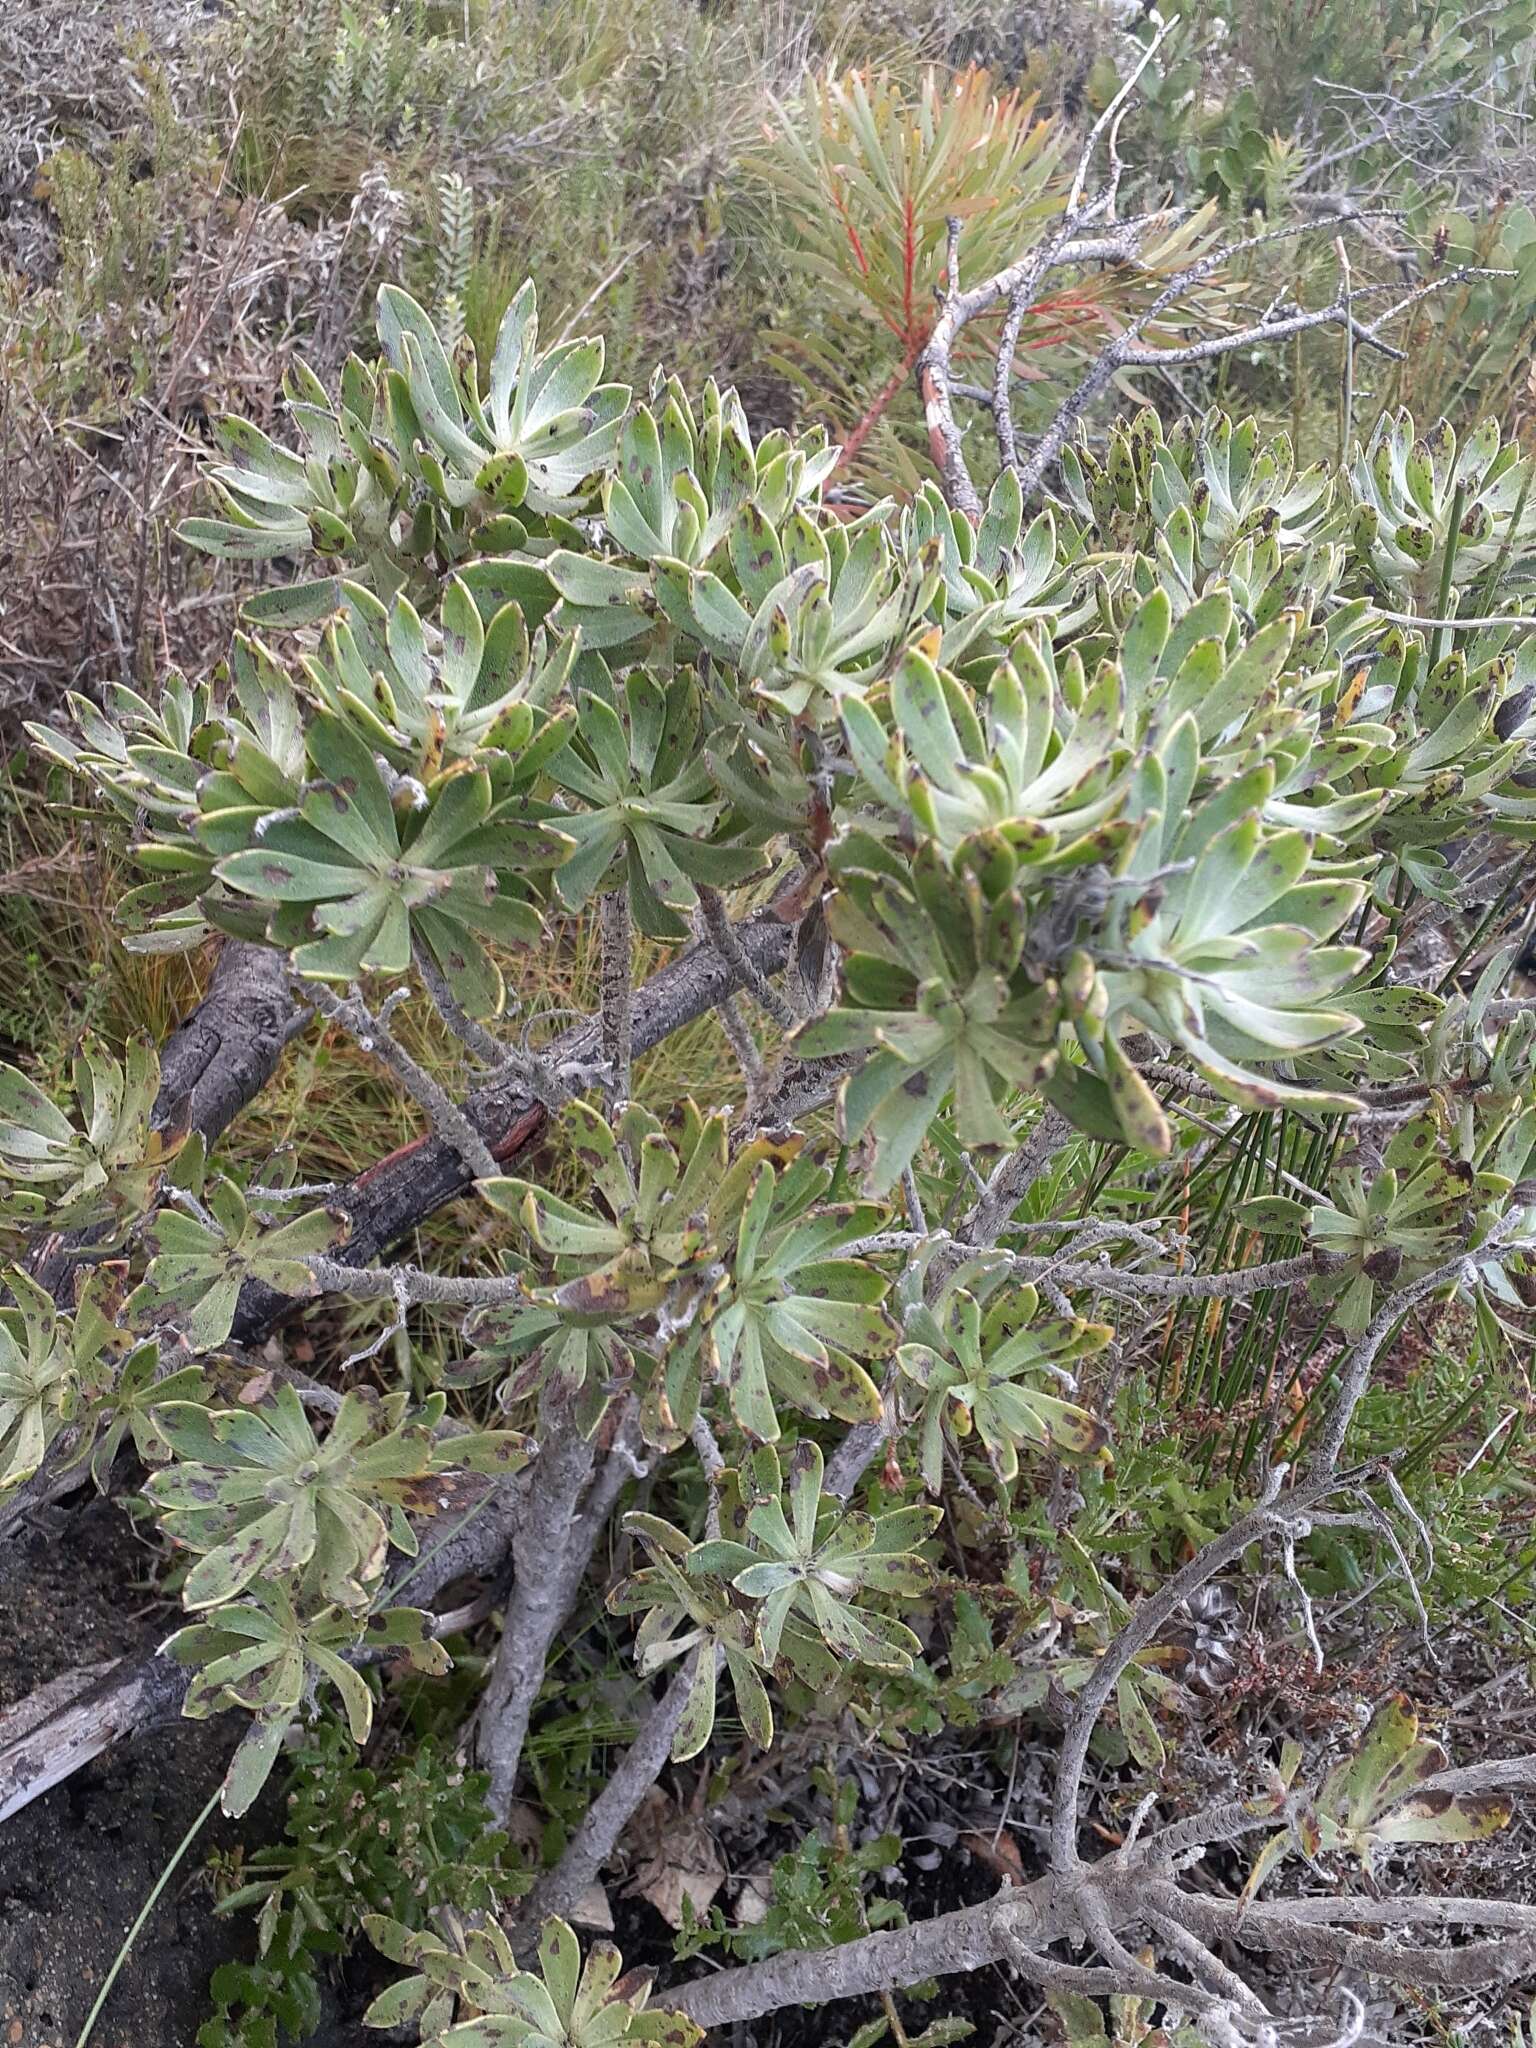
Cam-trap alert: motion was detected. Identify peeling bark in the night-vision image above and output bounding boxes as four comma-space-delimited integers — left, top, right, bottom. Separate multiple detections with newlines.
150, 941, 305, 1145
229, 909, 793, 1344
0, 1654, 189, 1826
26, 940, 304, 1306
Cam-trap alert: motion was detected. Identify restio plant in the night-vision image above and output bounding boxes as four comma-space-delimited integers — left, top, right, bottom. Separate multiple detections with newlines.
755, 62, 1232, 493
7, 259, 1536, 2044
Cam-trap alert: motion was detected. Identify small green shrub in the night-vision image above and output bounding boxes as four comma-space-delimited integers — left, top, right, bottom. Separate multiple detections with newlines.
201, 1715, 524, 2048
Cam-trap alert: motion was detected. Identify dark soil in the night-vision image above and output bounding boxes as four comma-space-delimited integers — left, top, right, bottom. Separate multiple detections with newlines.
0, 1496, 243, 2048
0, 1487, 1035, 2048
595, 1714, 1038, 2048
12, 1497, 1520, 2048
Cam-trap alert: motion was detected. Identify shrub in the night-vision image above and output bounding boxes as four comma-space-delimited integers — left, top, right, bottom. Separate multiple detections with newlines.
4, 16, 1536, 2047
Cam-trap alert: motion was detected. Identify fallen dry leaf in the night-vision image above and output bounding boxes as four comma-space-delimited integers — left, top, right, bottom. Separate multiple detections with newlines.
570, 1883, 614, 1932
960, 1827, 1026, 1886
502, 1800, 546, 1858
626, 1787, 725, 1931
732, 1871, 773, 1927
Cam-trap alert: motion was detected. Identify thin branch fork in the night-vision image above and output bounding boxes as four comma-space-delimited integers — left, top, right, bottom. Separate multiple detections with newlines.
302, 1195, 1318, 1348
917, 57, 1475, 522
1010, 254, 1486, 510
226, 904, 797, 1346
912, 19, 1207, 519
665, 1445, 1533, 2034
1160, 1885, 1536, 1995
918, 213, 1132, 518
514, 1650, 700, 1943
308, 979, 500, 1181
1049, 1462, 1361, 1875
1307, 1241, 1494, 1478
1068, 18, 1178, 216
409, 934, 570, 1113
665, 1830, 1536, 2032
697, 882, 800, 1031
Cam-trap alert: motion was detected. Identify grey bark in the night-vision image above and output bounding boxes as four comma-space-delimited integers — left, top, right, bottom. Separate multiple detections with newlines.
514, 1651, 698, 1942
669, 1874, 1084, 2028
473, 1389, 599, 1823
0, 1654, 189, 1825
228, 908, 793, 1345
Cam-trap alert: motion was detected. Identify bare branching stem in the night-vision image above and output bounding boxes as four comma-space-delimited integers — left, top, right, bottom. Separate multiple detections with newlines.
1308, 1247, 1479, 1475
913, 33, 1479, 523
227, 906, 800, 1345
1161, 1885, 1536, 1995
991, 282, 1030, 472
1010, 1250, 1321, 1302
1049, 1465, 1352, 1873
668, 1825, 1533, 2032
962, 1109, 1074, 1247
474, 1388, 600, 1822
411, 937, 513, 1070
670, 1873, 1076, 2029
599, 887, 634, 1113
305, 1255, 525, 1308
1335, 234, 1355, 462
307, 980, 500, 1181
515, 1651, 699, 1940
1013, 260, 1470, 506
1067, 18, 1177, 214
409, 939, 570, 1109
698, 883, 799, 1031
715, 989, 767, 1107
